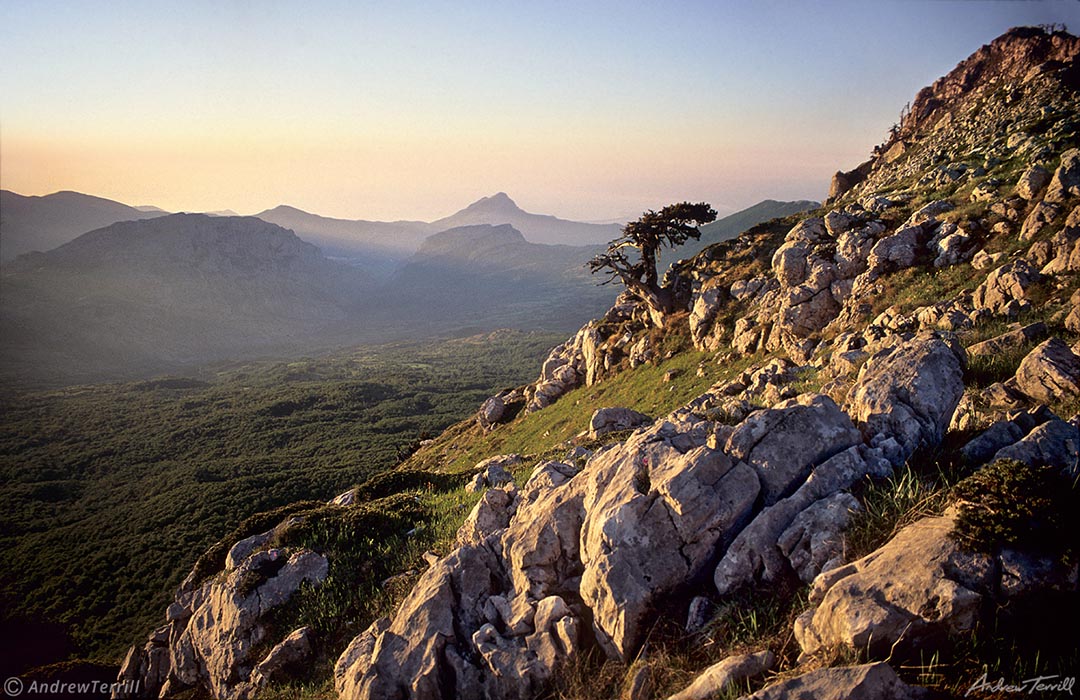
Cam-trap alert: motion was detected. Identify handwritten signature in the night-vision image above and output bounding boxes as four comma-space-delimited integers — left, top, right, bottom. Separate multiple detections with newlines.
966, 672, 1076, 696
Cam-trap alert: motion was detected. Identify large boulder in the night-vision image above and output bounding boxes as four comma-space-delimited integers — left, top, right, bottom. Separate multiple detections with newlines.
993, 418, 1080, 473
170, 549, 329, 700
794, 513, 992, 659
689, 281, 727, 350
724, 394, 863, 506
580, 417, 761, 659
865, 225, 925, 278
846, 331, 966, 466
1015, 163, 1052, 200
714, 445, 890, 596
1014, 337, 1080, 403
335, 544, 514, 700
965, 322, 1046, 357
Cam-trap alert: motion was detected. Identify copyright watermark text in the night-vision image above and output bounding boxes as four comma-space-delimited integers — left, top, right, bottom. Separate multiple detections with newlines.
4, 677, 139, 697
967, 672, 1075, 696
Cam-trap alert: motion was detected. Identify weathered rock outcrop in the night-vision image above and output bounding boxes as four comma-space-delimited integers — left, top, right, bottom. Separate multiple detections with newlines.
337, 410, 768, 698
588, 407, 652, 439
724, 394, 863, 506
117, 547, 328, 700
1014, 337, 1080, 403
714, 444, 890, 595
846, 331, 966, 466
795, 513, 991, 659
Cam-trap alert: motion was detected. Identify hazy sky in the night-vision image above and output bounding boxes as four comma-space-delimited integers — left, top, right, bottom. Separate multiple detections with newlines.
2, 1, 1078, 222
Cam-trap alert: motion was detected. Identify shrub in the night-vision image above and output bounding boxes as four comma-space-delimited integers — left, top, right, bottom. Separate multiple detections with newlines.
950, 459, 1079, 555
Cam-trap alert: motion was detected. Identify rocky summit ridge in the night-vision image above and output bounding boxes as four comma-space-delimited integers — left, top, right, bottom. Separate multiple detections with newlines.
117, 27, 1080, 700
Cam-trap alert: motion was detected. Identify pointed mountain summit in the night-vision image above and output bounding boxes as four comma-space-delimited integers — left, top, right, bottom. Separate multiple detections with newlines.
430, 193, 622, 246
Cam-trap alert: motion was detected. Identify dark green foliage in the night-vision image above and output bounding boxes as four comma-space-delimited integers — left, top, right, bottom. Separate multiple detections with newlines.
187, 500, 327, 589
588, 202, 717, 315
352, 469, 466, 502
951, 459, 1080, 555
0, 331, 557, 664
264, 493, 433, 673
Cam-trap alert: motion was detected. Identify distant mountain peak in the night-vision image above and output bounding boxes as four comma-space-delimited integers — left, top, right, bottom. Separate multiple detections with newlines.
463, 192, 522, 214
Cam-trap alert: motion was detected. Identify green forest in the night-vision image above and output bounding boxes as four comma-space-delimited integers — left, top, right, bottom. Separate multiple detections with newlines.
0, 330, 561, 667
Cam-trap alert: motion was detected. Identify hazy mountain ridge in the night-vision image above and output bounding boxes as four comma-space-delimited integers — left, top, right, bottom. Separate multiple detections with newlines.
0, 197, 805, 385
368, 223, 612, 334
253, 205, 434, 277
0, 190, 167, 262
1, 215, 371, 383
429, 192, 622, 246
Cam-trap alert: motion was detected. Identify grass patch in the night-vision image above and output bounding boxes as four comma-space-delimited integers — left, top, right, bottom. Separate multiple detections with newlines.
405, 347, 746, 475
873, 264, 979, 318
846, 463, 954, 560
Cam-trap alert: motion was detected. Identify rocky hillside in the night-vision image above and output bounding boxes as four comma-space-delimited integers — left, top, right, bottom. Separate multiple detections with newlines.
114, 27, 1080, 700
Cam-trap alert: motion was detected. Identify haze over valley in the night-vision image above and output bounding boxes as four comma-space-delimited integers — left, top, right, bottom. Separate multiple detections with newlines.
0, 188, 815, 385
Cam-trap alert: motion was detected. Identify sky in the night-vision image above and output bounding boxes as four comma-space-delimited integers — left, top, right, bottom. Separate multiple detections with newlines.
2, 0, 1079, 223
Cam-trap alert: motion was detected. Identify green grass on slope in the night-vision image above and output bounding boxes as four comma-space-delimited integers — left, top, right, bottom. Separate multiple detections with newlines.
404, 347, 751, 474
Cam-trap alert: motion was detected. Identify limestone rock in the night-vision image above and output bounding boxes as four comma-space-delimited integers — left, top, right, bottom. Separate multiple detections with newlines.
580, 423, 761, 659
467, 454, 522, 492
966, 322, 1046, 357
1015, 163, 1052, 199
458, 486, 518, 546
520, 460, 580, 503
690, 282, 727, 350
905, 200, 954, 227
993, 419, 1080, 473
1067, 289, 1080, 333
171, 549, 329, 700
973, 259, 1041, 315
329, 489, 356, 507
961, 420, 1026, 465
725, 394, 863, 506
337, 544, 510, 700
999, 548, 1080, 598
225, 530, 274, 570
1020, 200, 1062, 241
478, 390, 525, 431
684, 596, 711, 634
1045, 148, 1080, 202
846, 331, 966, 466
730, 276, 768, 301
1015, 337, 1080, 403
778, 491, 861, 584
668, 650, 775, 700
737, 662, 930, 700
714, 445, 890, 596
589, 407, 653, 439
932, 229, 972, 268
250, 626, 313, 689
795, 514, 992, 659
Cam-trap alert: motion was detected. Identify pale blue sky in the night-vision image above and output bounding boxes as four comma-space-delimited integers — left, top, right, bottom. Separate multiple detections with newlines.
2, 0, 1078, 221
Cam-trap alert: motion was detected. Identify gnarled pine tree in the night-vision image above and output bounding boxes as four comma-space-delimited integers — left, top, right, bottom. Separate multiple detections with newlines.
588, 201, 716, 325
